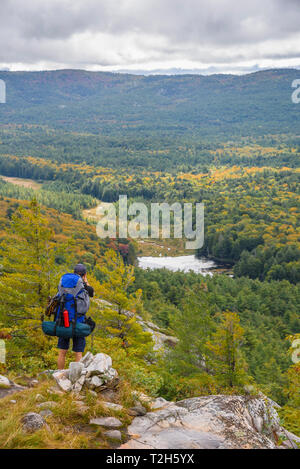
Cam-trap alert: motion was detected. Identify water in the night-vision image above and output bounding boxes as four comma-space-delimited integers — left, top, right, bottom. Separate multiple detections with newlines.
137, 255, 218, 275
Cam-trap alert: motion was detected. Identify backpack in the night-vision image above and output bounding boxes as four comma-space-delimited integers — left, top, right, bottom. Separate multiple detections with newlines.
56, 273, 90, 324
42, 273, 92, 338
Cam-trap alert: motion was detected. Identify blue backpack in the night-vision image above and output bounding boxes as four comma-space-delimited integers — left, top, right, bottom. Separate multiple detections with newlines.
56, 273, 90, 324
42, 273, 91, 338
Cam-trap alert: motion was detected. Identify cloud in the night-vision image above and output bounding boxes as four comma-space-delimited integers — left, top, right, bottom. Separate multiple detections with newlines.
0, 0, 299, 72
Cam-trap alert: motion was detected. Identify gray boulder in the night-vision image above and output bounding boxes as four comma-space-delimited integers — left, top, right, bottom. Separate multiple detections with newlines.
105, 430, 122, 441
80, 352, 94, 368
128, 404, 147, 416
90, 417, 122, 428
102, 402, 123, 411
150, 397, 171, 410
69, 362, 84, 384
22, 412, 45, 432
73, 374, 86, 393
91, 376, 104, 389
53, 370, 73, 393
36, 401, 58, 410
40, 409, 53, 418
0, 375, 10, 387
86, 353, 112, 377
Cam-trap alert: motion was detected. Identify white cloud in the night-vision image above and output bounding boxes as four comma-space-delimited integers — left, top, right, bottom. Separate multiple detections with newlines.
0, 0, 299, 73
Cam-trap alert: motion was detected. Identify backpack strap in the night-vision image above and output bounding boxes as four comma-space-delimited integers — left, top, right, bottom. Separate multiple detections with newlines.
54, 294, 65, 336
71, 297, 78, 338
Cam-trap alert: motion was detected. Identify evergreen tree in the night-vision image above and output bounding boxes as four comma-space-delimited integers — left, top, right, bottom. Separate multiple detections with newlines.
207, 311, 249, 389
165, 289, 214, 377
280, 335, 300, 436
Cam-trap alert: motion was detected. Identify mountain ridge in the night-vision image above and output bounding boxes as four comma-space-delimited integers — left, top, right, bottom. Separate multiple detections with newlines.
0, 68, 299, 137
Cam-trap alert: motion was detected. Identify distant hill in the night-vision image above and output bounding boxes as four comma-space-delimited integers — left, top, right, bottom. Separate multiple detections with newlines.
0, 69, 299, 137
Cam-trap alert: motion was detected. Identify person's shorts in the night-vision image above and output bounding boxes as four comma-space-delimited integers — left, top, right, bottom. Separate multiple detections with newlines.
57, 336, 86, 353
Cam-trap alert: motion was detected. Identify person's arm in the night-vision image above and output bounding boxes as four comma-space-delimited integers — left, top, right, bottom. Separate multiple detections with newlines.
82, 274, 94, 297
84, 283, 94, 298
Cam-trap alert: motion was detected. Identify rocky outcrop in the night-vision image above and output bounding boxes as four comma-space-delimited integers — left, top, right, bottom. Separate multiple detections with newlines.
97, 299, 178, 351
121, 395, 300, 449
52, 352, 118, 394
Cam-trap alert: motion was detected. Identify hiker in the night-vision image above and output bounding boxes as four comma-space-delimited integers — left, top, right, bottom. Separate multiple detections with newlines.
57, 264, 94, 370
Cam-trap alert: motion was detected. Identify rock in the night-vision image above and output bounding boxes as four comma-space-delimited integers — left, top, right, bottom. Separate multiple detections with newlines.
85, 377, 93, 389
56, 377, 72, 393
35, 394, 45, 402
246, 396, 281, 435
150, 397, 171, 410
75, 401, 89, 414
86, 353, 112, 377
10, 400, 17, 404
69, 362, 84, 384
136, 317, 178, 351
89, 390, 98, 398
31, 379, 39, 386
252, 416, 264, 433
134, 392, 153, 404
0, 375, 10, 387
73, 374, 86, 393
90, 417, 122, 428
36, 401, 58, 410
22, 412, 45, 433
48, 386, 64, 396
100, 389, 117, 401
104, 430, 122, 441
53, 370, 73, 393
91, 376, 104, 389
121, 395, 286, 449
128, 404, 147, 416
102, 367, 118, 381
80, 352, 94, 368
279, 429, 300, 449
40, 409, 53, 418
50, 353, 118, 394
102, 402, 123, 411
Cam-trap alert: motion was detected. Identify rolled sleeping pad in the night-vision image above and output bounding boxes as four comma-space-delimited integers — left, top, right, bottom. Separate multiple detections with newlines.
42, 321, 92, 338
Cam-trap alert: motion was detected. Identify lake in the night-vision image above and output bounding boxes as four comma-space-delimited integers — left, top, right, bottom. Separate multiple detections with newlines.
137, 255, 220, 276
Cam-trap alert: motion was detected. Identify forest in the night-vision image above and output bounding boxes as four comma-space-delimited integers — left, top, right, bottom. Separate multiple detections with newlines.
0, 70, 299, 443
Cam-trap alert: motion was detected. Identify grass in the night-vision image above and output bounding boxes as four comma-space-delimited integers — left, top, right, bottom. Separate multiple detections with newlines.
0, 376, 135, 449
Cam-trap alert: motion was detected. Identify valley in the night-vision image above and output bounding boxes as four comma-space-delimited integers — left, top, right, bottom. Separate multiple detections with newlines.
0, 69, 299, 447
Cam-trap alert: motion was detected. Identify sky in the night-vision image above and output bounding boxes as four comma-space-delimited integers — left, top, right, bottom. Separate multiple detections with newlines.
0, 0, 300, 74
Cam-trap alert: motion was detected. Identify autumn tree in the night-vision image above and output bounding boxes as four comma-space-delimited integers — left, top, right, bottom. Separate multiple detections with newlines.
0, 200, 65, 368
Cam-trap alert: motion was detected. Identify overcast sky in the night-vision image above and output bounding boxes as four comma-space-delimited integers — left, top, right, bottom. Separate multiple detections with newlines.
0, 0, 300, 74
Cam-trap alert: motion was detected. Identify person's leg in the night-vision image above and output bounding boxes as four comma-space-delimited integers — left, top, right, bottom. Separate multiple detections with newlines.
57, 338, 70, 369
72, 337, 86, 362
75, 352, 83, 362
58, 349, 68, 369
